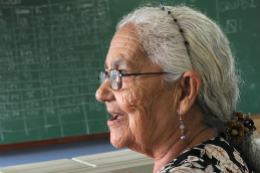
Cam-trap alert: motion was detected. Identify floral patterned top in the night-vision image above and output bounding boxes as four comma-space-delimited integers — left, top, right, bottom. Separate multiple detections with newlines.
158, 137, 254, 173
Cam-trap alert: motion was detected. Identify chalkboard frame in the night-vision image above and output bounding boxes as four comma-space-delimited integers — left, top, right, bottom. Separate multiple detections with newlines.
0, 132, 110, 151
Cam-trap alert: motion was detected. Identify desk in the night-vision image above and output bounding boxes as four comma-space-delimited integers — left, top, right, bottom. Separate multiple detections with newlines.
0, 149, 153, 173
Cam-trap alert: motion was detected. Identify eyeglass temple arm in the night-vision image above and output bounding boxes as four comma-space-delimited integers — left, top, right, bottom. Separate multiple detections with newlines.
121, 72, 168, 77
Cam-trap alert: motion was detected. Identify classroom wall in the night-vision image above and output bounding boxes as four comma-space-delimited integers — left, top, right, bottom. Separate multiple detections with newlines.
0, 0, 259, 169
0, 138, 120, 167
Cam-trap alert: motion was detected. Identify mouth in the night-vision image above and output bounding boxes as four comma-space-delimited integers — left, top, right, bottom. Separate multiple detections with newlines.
110, 115, 125, 121
107, 112, 126, 125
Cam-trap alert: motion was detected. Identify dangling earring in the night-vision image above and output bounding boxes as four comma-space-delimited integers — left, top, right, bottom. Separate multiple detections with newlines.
180, 116, 186, 140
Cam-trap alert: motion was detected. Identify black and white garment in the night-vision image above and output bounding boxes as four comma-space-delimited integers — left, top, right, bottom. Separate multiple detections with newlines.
158, 137, 254, 173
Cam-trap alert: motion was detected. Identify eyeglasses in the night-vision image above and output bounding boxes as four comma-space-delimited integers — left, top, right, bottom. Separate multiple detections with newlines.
98, 69, 169, 91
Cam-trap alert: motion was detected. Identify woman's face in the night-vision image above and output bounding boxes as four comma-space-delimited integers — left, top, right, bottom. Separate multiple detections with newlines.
95, 23, 178, 151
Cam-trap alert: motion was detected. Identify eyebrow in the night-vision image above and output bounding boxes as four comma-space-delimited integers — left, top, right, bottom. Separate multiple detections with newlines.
104, 58, 133, 70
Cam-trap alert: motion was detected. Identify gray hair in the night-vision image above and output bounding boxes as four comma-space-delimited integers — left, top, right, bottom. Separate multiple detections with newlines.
116, 5, 259, 172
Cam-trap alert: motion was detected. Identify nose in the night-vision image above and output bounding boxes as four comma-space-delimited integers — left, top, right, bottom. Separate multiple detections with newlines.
95, 80, 115, 102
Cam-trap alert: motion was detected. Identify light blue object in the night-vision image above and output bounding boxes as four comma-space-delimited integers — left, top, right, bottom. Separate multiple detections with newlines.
0, 139, 123, 167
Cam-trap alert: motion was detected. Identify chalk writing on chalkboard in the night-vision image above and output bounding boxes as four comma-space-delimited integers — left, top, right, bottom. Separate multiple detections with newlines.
0, 0, 259, 146
0, 0, 110, 144
219, 0, 257, 12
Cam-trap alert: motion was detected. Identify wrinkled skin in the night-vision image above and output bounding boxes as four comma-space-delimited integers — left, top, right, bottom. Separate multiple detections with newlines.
96, 23, 218, 173
95, 23, 179, 153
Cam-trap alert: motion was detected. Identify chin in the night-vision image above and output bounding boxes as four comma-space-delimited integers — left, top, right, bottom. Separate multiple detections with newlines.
110, 130, 132, 149
110, 139, 125, 148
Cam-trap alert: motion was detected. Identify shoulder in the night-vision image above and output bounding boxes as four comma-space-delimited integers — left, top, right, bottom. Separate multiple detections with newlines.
158, 137, 254, 173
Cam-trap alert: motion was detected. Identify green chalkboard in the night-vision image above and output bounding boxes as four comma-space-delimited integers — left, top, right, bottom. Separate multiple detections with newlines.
0, 0, 259, 145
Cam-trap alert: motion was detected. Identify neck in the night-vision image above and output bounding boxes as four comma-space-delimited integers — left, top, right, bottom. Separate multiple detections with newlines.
152, 127, 217, 173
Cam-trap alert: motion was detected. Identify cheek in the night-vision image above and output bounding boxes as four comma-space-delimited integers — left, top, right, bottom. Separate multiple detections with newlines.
119, 85, 158, 134
119, 85, 154, 114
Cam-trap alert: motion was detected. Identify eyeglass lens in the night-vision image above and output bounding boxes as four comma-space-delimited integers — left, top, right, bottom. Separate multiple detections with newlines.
98, 70, 122, 90
99, 72, 106, 85
110, 70, 121, 90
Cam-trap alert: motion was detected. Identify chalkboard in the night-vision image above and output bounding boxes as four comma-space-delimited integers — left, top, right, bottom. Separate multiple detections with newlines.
0, 0, 259, 145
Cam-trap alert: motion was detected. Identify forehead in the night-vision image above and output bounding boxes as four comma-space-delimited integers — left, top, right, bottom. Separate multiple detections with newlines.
105, 23, 148, 69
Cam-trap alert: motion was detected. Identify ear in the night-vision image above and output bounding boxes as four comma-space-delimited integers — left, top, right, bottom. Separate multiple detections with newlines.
176, 71, 201, 116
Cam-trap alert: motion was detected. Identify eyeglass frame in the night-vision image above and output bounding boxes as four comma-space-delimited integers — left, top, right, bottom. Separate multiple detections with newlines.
98, 69, 170, 91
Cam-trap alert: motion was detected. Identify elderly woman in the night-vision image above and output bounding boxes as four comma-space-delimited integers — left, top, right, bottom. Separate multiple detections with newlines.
95, 5, 260, 173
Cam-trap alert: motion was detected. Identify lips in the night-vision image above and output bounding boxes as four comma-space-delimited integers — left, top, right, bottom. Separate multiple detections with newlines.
110, 115, 124, 121
107, 111, 126, 125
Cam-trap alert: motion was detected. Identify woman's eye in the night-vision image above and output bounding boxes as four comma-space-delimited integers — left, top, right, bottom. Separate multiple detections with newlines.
118, 70, 127, 74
